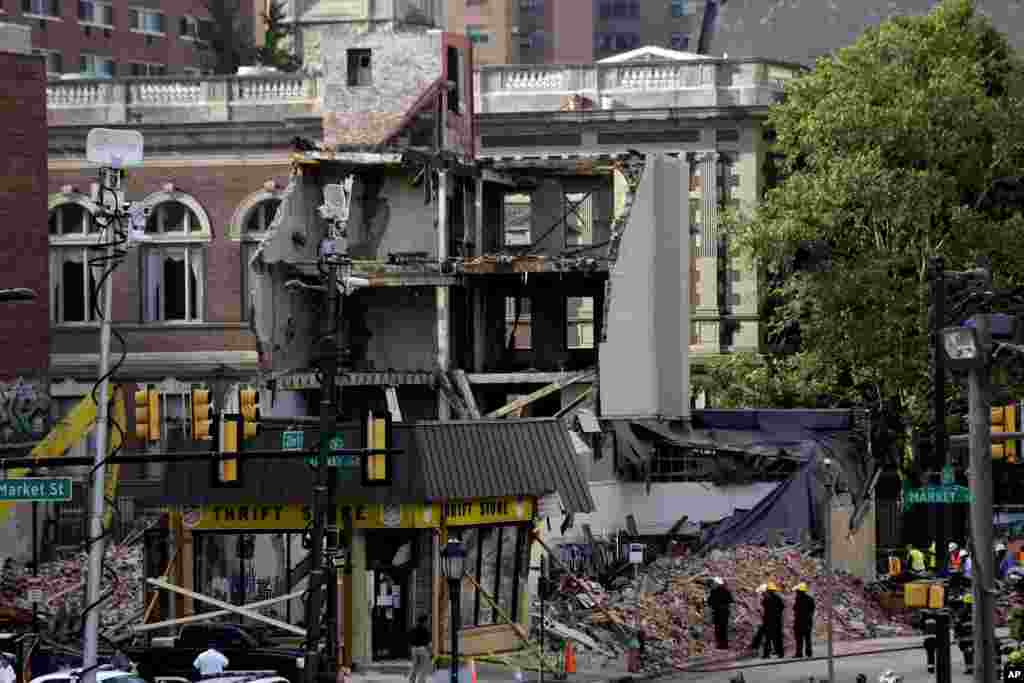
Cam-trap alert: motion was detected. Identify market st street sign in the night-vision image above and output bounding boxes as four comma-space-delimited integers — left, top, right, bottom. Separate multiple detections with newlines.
903, 484, 974, 510
0, 477, 73, 502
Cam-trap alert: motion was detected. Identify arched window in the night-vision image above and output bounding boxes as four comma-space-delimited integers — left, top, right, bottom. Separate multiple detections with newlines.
48, 191, 103, 325
232, 182, 286, 322
137, 187, 212, 323
245, 198, 281, 235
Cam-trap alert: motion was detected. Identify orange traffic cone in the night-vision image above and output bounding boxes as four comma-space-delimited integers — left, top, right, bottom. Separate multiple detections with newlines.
564, 642, 577, 674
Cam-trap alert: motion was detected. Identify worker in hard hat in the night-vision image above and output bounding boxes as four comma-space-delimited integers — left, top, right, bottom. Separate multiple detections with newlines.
708, 577, 734, 649
751, 584, 768, 654
962, 550, 973, 579
954, 593, 975, 675
792, 583, 815, 658
949, 542, 962, 572
996, 542, 1014, 578
761, 582, 785, 658
927, 541, 937, 571
907, 545, 926, 574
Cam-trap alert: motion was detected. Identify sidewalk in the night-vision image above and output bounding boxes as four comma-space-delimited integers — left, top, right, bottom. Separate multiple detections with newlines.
347, 658, 634, 683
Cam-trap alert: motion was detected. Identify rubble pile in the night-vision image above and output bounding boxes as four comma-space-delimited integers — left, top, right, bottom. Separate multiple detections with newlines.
0, 544, 144, 631
541, 545, 914, 674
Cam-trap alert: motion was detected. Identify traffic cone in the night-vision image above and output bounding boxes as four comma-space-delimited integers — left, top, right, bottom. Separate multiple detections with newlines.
564, 642, 577, 674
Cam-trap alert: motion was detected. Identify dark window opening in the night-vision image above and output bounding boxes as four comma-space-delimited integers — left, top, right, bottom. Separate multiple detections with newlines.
347, 49, 372, 87
61, 260, 86, 322
447, 46, 461, 112
505, 297, 531, 350
566, 296, 594, 349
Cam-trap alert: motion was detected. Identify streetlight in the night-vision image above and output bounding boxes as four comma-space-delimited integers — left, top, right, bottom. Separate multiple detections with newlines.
822, 458, 839, 683
440, 537, 466, 683
942, 326, 985, 370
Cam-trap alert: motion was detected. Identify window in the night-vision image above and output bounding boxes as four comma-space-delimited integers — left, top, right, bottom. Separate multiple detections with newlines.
612, 0, 626, 17
457, 525, 527, 627
129, 62, 167, 76
505, 297, 531, 350
78, 1, 113, 26
129, 7, 165, 34
141, 199, 208, 322
466, 24, 490, 44
143, 246, 204, 322
671, 0, 687, 17
519, 0, 542, 15
179, 15, 200, 40
245, 198, 281, 234
566, 296, 595, 349
80, 54, 115, 77
346, 48, 372, 87
22, 0, 59, 18
49, 202, 101, 325
446, 46, 462, 112
670, 33, 688, 50
527, 30, 544, 50
502, 193, 531, 246
564, 192, 593, 247
34, 49, 62, 77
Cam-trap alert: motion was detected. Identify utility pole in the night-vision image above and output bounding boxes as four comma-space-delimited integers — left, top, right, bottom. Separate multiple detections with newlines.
968, 302, 997, 683
324, 275, 344, 671
930, 257, 953, 683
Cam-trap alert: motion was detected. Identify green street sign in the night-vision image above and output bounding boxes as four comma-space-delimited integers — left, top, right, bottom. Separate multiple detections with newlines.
0, 477, 73, 502
307, 434, 350, 467
903, 484, 974, 510
282, 430, 304, 451
942, 465, 955, 486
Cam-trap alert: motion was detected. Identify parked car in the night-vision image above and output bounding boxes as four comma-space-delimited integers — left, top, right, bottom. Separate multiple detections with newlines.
30, 666, 143, 683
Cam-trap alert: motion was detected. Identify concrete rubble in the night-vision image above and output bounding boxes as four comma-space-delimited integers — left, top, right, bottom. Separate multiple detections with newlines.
533, 544, 916, 674
0, 543, 143, 633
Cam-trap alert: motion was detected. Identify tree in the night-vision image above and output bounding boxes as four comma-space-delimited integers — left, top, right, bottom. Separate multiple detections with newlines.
256, 1, 300, 72
713, 0, 1024, 462
201, 0, 256, 75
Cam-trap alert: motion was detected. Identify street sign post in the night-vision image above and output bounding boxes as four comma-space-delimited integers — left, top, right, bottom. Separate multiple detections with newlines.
305, 434, 348, 467
0, 477, 73, 502
283, 431, 304, 452
903, 484, 974, 510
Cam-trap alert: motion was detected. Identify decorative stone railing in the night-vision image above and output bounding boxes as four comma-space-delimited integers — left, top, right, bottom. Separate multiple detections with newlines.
46, 74, 320, 127
474, 58, 806, 114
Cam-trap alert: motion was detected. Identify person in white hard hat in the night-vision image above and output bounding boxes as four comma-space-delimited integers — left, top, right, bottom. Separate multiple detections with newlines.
997, 542, 1016, 578
708, 577, 734, 649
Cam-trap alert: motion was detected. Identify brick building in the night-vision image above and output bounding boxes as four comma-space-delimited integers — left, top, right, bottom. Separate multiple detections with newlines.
5, 0, 258, 77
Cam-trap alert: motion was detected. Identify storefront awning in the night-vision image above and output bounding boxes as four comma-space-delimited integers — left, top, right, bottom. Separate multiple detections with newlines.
417, 418, 595, 514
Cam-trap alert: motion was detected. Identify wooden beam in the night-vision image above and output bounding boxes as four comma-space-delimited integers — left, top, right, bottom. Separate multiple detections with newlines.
132, 590, 305, 633
452, 369, 481, 419
554, 387, 593, 419
147, 578, 307, 636
384, 386, 403, 422
484, 370, 596, 419
466, 371, 592, 385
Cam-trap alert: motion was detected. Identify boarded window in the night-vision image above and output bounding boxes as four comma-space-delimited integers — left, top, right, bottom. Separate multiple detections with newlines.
505, 297, 531, 350
564, 192, 593, 247
457, 525, 527, 627
566, 296, 594, 349
503, 193, 531, 247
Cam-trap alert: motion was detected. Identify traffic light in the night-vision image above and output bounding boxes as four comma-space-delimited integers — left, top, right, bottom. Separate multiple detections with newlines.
218, 417, 239, 484
191, 389, 214, 441
239, 388, 260, 441
362, 410, 391, 485
992, 404, 1019, 463
134, 388, 160, 441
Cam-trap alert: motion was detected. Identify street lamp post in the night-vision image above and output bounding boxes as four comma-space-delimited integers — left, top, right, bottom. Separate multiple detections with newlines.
440, 538, 466, 683
823, 458, 838, 683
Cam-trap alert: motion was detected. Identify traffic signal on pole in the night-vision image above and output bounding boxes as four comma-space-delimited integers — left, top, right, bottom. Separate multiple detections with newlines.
991, 404, 1019, 463
239, 388, 260, 441
219, 416, 239, 484
191, 389, 214, 441
362, 410, 391, 485
134, 388, 160, 442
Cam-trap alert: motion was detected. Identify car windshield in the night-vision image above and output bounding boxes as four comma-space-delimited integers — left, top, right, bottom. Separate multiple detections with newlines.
105, 676, 148, 683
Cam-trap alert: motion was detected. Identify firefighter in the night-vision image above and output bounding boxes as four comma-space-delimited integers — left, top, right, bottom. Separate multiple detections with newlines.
792, 582, 815, 658
954, 594, 975, 675
762, 582, 785, 659
708, 577, 734, 649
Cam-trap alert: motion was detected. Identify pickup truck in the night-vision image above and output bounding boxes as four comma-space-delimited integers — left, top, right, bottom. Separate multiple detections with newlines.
127, 623, 303, 683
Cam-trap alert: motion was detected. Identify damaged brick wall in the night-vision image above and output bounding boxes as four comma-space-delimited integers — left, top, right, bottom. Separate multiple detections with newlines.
319, 27, 443, 147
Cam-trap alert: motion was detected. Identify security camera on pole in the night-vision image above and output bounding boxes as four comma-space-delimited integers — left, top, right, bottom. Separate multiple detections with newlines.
81, 128, 145, 683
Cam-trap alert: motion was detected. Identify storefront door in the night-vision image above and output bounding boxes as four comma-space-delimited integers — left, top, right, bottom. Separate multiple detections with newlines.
368, 531, 416, 660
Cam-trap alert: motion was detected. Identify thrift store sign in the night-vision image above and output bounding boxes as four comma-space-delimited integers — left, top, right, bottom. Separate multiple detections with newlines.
180, 496, 535, 531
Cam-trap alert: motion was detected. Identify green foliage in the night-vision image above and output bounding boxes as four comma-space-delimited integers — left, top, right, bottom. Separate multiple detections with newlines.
257, 1, 300, 72
717, 0, 1024, 435
1011, 607, 1024, 645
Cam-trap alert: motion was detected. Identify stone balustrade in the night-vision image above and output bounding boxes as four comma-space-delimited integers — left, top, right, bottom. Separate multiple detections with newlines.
46, 74, 320, 127
474, 58, 806, 114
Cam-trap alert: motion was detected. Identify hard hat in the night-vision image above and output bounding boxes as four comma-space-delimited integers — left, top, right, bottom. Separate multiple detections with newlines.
766, 581, 779, 592
793, 582, 809, 592
960, 549, 969, 559
755, 583, 767, 594
963, 593, 974, 605
713, 577, 725, 586
996, 543, 1007, 551
949, 542, 958, 552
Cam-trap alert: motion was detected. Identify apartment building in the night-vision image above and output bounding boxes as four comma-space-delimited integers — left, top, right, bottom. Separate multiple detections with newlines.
446, 0, 711, 64
4, 0, 257, 78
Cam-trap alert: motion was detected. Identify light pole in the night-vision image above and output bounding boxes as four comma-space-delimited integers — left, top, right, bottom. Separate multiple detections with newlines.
440, 538, 466, 683
823, 458, 839, 683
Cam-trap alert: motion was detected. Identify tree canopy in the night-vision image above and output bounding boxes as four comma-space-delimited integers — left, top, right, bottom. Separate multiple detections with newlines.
705, 0, 1024, 455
